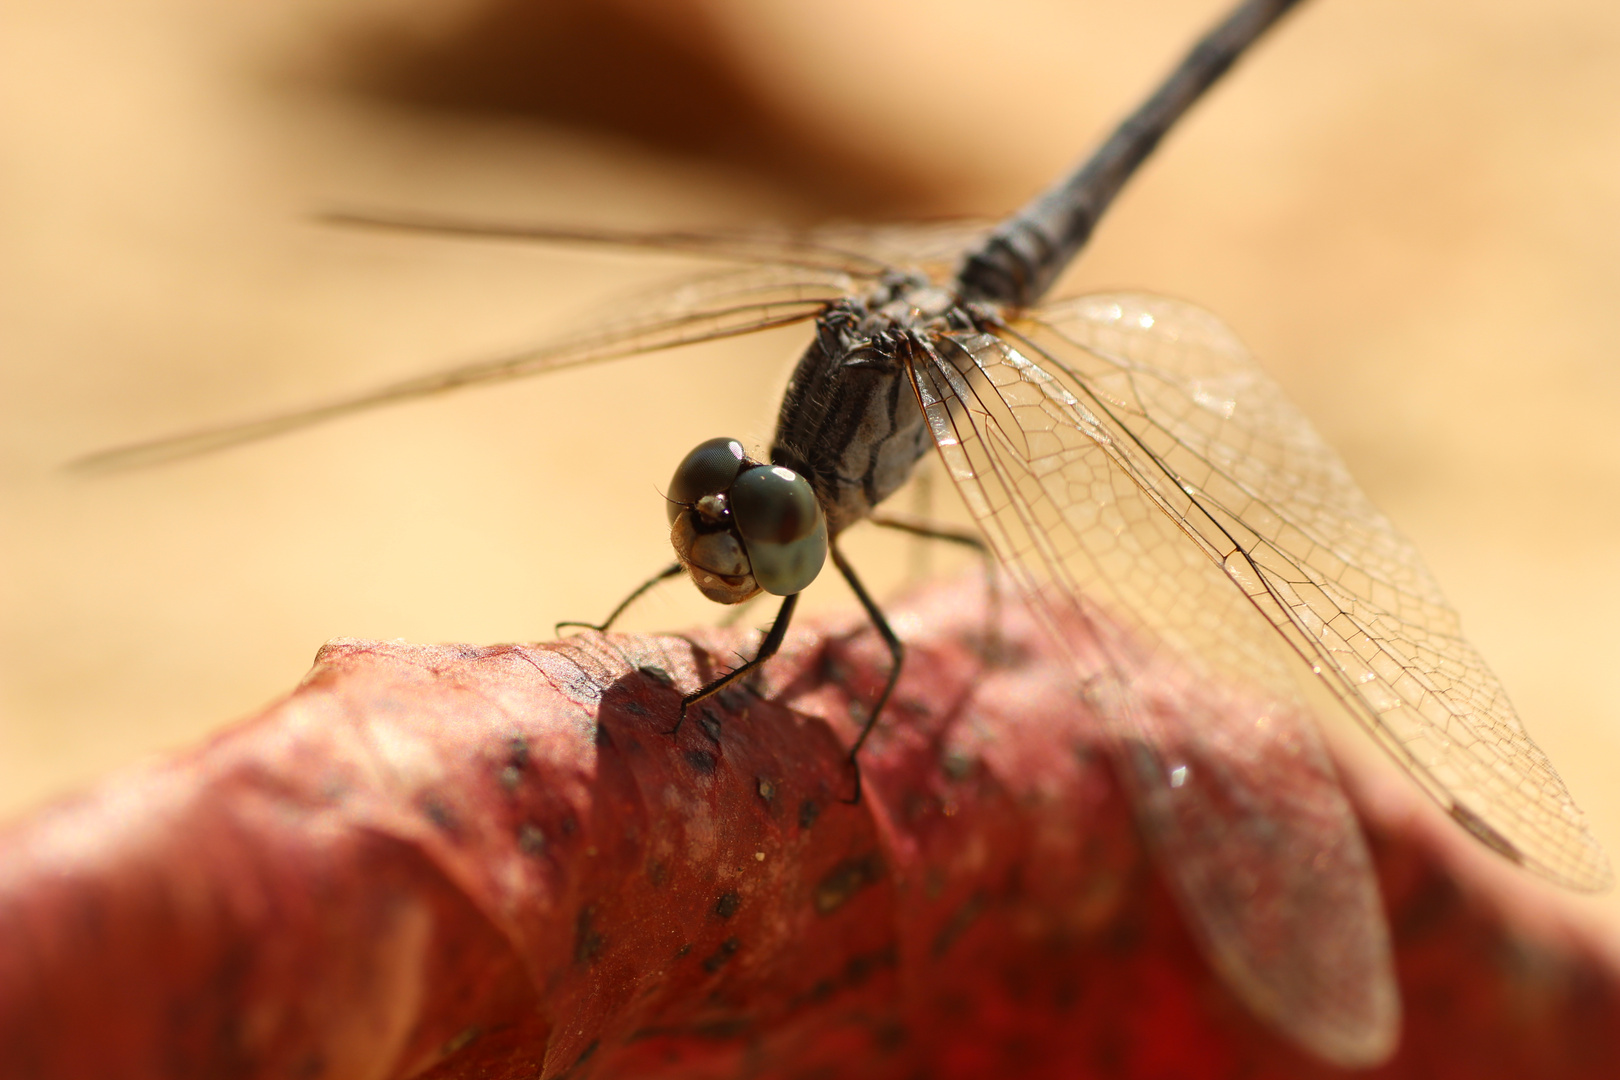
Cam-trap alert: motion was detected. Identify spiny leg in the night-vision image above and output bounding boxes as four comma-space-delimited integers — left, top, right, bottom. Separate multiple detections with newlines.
555, 561, 683, 635
831, 544, 904, 805
672, 592, 799, 737
867, 511, 986, 554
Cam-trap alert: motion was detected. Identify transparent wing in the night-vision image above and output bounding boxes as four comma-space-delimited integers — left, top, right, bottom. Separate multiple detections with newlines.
319, 209, 899, 278
70, 266, 850, 471
320, 209, 994, 283
911, 327, 1399, 1066
1007, 293, 1610, 893
806, 218, 995, 281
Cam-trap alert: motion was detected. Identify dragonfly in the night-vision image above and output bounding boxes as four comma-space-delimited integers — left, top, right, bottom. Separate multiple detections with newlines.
74, 0, 1611, 1067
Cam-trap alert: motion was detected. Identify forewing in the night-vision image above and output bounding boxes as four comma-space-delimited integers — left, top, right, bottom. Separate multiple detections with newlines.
320, 210, 895, 277
911, 328, 1399, 1066
321, 209, 995, 282
1010, 293, 1611, 893
71, 267, 850, 471
807, 218, 995, 281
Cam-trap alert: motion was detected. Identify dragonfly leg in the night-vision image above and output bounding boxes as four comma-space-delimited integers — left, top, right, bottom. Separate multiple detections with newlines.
555, 561, 683, 635
868, 513, 1004, 664
868, 511, 985, 553
672, 592, 800, 737
830, 545, 904, 805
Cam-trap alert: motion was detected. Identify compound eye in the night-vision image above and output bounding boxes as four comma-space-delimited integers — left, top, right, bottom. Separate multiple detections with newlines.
730, 465, 827, 595
730, 466, 819, 544
667, 437, 745, 524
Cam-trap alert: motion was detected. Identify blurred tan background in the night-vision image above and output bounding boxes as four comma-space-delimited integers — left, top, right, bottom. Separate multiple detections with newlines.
3, 0, 1618, 922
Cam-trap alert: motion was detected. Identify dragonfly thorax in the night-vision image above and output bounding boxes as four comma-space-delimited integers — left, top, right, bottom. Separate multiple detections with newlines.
769, 287, 971, 537
851, 272, 974, 338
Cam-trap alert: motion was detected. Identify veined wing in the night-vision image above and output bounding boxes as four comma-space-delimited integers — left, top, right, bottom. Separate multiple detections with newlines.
1006, 294, 1611, 893
70, 266, 851, 472
320, 209, 993, 283
806, 218, 995, 281
911, 326, 1398, 1066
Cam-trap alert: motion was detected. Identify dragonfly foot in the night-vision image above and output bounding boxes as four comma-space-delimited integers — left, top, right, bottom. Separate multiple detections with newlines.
555, 618, 607, 635
837, 751, 865, 806
662, 699, 688, 739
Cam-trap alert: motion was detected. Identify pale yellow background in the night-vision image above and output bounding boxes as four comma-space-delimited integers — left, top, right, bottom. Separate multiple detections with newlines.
4, 0, 1618, 927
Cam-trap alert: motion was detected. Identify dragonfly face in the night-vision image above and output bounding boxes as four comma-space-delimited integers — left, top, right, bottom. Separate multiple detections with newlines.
666, 436, 827, 603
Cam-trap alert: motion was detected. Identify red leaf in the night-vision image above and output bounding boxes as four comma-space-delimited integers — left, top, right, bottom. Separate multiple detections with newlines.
1, 579, 1616, 1079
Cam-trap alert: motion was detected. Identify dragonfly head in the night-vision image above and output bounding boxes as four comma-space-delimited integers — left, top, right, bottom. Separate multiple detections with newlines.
666, 437, 827, 604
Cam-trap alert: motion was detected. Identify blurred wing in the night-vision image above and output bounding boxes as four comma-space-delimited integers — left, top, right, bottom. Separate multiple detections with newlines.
321, 209, 995, 282
70, 267, 849, 471
912, 325, 1399, 1066
319, 209, 899, 278
1007, 293, 1610, 893
807, 218, 995, 281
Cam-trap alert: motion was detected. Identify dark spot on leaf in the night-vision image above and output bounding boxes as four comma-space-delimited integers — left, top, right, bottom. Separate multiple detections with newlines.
622, 700, 649, 717
931, 893, 986, 957
675, 943, 692, 959
517, 823, 547, 856
941, 748, 975, 780
646, 860, 667, 888
596, 724, 615, 747
815, 853, 884, 914
575, 906, 604, 964
441, 1026, 481, 1056
640, 665, 673, 686
560, 813, 578, 837
685, 749, 718, 775
1095, 1029, 1128, 1075
631, 1019, 750, 1042
756, 776, 776, 804
1104, 919, 1144, 955
698, 708, 723, 743
702, 937, 741, 973
798, 799, 820, 830
499, 765, 523, 792
717, 687, 750, 711
1393, 875, 1461, 941
508, 734, 530, 768
844, 944, 897, 987
714, 892, 741, 919
422, 797, 457, 834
